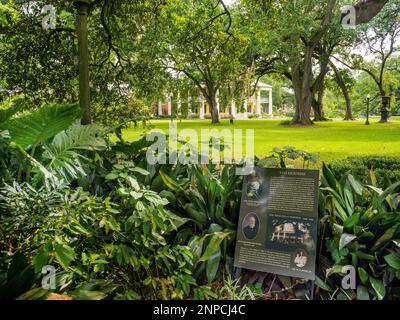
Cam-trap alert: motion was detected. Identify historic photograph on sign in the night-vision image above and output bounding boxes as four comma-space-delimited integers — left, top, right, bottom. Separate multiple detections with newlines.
267, 215, 316, 252
234, 168, 319, 280
242, 213, 260, 240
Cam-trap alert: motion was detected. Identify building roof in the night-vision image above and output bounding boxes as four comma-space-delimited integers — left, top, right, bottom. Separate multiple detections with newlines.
254, 81, 272, 89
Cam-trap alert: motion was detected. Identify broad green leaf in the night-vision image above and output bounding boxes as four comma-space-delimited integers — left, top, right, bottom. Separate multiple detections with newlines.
159, 170, 186, 192
315, 275, 333, 292
199, 231, 231, 263
348, 174, 363, 196
370, 225, 399, 252
344, 213, 359, 228
369, 277, 386, 300
358, 267, 369, 285
4, 103, 81, 150
206, 248, 221, 283
322, 163, 337, 189
42, 123, 106, 181
16, 288, 50, 300
384, 253, 400, 270
339, 233, 357, 250
131, 166, 149, 176
126, 176, 140, 191
0, 99, 24, 126
33, 247, 50, 273
357, 285, 370, 300
55, 244, 76, 270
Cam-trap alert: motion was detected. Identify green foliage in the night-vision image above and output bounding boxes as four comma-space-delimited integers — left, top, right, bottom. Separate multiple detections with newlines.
218, 276, 263, 300
318, 164, 400, 300
0, 170, 196, 299
330, 156, 400, 187
42, 123, 108, 182
159, 164, 241, 283
1, 103, 81, 151
257, 146, 320, 169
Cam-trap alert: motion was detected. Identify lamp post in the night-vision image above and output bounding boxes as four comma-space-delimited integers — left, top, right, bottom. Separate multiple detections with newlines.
74, 0, 91, 125
365, 94, 370, 125
380, 96, 390, 123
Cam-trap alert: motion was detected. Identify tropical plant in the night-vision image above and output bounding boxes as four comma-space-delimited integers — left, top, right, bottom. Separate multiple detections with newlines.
41, 122, 108, 183
159, 163, 241, 283
218, 276, 263, 300
1, 103, 81, 152
0, 163, 197, 300
317, 164, 400, 300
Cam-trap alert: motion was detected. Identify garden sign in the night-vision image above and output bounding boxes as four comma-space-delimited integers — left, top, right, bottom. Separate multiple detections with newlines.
234, 168, 319, 280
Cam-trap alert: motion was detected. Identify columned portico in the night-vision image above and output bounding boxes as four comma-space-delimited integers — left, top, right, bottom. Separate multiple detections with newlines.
268, 89, 273, 116
231, 98, 236, 117
243, 99, 248, 119
167, 95, 172, 116
256, 90, 261, 116
200, 95, 205, 119
158, 99, 162, 116
177, 93, 181, 114
155, 81, 272, 118
188, 93, 192, 114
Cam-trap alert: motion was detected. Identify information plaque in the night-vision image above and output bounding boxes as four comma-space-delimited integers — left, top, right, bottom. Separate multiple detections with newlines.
233, 168, 320, 280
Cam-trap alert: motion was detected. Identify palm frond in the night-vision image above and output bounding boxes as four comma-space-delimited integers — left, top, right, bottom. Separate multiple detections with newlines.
42, 122, 107, 182
3, 103, 81, 150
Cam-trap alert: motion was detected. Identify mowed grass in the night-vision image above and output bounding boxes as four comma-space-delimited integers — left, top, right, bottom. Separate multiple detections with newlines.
121, 118, 400, 164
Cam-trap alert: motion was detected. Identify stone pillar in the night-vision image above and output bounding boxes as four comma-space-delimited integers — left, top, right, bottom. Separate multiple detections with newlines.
231, 98, 236, 117
158, 99, 162, 116
177, 93, 181, 114
256, 90, 261, 116
268, 89, 273, 116
74, 0, 91, 124
243, 99, 248, 119
188, 92, 192, 114
216, 89, 220, 113
167, 95, 172, 116
200, 95, 205, 119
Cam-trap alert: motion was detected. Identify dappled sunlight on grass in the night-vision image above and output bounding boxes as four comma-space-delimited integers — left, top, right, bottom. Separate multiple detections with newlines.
120, 118, 400, 163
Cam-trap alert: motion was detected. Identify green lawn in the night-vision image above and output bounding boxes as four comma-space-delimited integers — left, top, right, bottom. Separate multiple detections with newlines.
121, 118, 400, 163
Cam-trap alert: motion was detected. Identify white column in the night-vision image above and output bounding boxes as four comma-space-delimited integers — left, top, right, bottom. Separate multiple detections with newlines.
268, 89, 273, 116
216, 89, 220, 113
188, 92, 192, 114
256, 90, 261, 116
231, 98, 236, 117
243, 99, 248, 119
167, 94, 172, 116
200, 95, 205, 119
158, 99, 162, 116
177, 93, 181, 114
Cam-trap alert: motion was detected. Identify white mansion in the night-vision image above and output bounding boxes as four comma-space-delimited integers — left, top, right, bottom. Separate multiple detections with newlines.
155, 81, 273, 119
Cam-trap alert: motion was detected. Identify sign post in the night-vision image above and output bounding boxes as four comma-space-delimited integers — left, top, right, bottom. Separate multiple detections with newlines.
234, 168, 320, 289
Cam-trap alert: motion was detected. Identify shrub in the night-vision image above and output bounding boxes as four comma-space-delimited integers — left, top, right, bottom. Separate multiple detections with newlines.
330, 156, 400, 187
317, 164, 400, 300
0, 168, 196, 300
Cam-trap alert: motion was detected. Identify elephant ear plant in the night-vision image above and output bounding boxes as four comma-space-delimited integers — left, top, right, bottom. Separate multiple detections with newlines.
159, 164, 242, 283
318, 163, 400, 300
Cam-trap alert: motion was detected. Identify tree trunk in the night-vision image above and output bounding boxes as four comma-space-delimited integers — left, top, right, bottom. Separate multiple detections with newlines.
352, 0, 389, 25
205, 89, 220, 124
291, 51, 314, 125
331, 62, 354, 120
312, 55, 329, 121
312, 85, 327, 121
